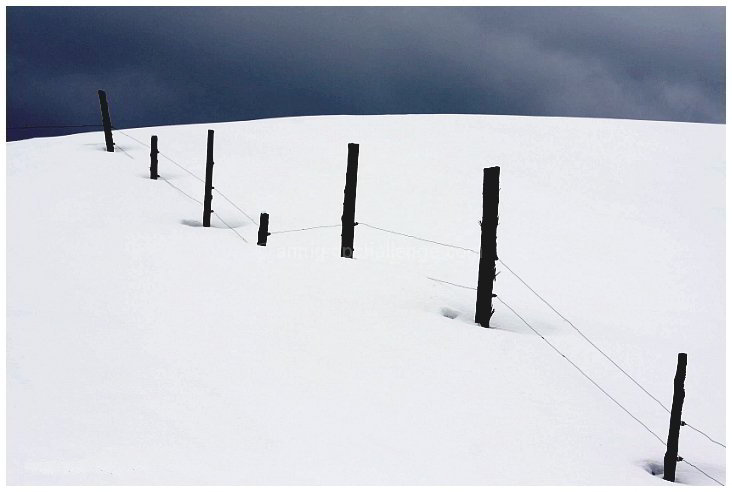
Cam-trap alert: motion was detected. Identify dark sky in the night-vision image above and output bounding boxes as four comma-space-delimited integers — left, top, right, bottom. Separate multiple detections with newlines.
6, 6, 725, 141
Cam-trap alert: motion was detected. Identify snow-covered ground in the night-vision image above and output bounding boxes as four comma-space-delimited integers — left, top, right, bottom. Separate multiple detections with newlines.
6, 114, 725, 485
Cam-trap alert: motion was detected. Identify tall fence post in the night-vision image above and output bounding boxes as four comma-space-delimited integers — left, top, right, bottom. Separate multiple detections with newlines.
97, 90, 114, 152
663, 353, 687, 482
341, 143, 359, 258
150, 135, 159, 179
257, 213, 270, 246
202, 129, 215, 227
475, 166, 500, 327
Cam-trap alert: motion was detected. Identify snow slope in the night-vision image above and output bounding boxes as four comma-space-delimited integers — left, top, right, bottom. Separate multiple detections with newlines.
6, 114, 725, 485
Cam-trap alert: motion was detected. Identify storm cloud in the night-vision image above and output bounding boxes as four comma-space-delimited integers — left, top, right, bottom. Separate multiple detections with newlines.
6, 7, 725, 140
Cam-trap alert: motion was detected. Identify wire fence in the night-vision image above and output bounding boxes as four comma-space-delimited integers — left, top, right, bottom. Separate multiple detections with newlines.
422, 274, 724, 485
113, 127, 260, 227
350, 221, 726, 483
112, 128, 249, 244
36, 122, 724, 485
358, 223, 480, 254
494, 257, 726, 450
683, 459, 724, 486
495, 294, 668, 446
159, 177, 203, 205
356, 220, 725, 452
494, 294, 723, 486
269, 224, 341, 235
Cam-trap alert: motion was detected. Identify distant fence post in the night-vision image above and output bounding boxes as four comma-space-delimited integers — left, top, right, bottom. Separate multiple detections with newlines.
663, 353, 687, 482
475, 166, 500, 327
97, 90, 114, 152
202, 130, 215, 227
150, 135, 159, 179
257, 213, 270, 246
341, 143, 359, 258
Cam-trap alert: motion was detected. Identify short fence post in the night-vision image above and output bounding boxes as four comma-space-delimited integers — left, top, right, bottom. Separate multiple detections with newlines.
663, 353, 687, 482
150, 135, 159, 179
202, 130, 215, 227
97, 90, 114, 152
475, 166, 500, 327
257, 213, 270, 246
341, 143, 359, 258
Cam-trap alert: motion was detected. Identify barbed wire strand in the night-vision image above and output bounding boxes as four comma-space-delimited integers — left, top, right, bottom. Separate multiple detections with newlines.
159, 177, 202, 205
427, 277, 477, 290
213, 191, 259, 226
497, 259, 671, 412
212, 211, 249, 243
158, 149, 206, 184
114, 145, 135, 160
495, 294, 668, 447
496, 258, 726, 449
683, 424, 726, 449
270, 224, 341, 235
359, 222, 480, 254
682, 459, 724, 486
427, 277, 723, 485
112, 127, 258, 226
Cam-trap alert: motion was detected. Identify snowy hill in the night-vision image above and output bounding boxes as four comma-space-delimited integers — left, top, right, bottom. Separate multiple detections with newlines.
6, 114, 725, 485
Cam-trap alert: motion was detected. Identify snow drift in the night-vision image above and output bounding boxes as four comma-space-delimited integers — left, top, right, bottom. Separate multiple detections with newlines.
6, 114, 725, 485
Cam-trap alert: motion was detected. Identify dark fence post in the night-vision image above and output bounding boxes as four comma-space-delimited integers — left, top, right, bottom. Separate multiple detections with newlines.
341, 143, 359, 258
150, 135, 159, 179
663, 353, 687, 482
202, 130, 215, 227
257, 213, 270, 246
475, 166, 500, 327
97, 90, 114, 152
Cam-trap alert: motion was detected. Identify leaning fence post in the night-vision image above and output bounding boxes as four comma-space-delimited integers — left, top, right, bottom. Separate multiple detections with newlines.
341, 143, 359, 258
202, 130, 215, 227
475, 166, 500, 327
257, 213, 270, 246
663, 353, 687, 482
150, 136, 159, 179
97, 90, 114, 152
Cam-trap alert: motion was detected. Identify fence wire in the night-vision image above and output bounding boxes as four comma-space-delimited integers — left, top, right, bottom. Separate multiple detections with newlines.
358, 218, 724, 451
495, 294, 668, 446
111, 128, 248, 243
359, 222, 479, 254
682, 459, 724, 486
495, 258, 726, 450
269, 224, 341, 235
112, 126, 259, 226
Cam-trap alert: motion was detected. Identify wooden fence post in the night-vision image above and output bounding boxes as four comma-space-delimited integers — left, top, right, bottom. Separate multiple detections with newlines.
663, 353, 687, 482
202, 130, 215, 227
97, 90, 114, 152
150, 135, 159, 179
257, 213, 270, 246
341, 143, 359, 258
475, 166, 500, 327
